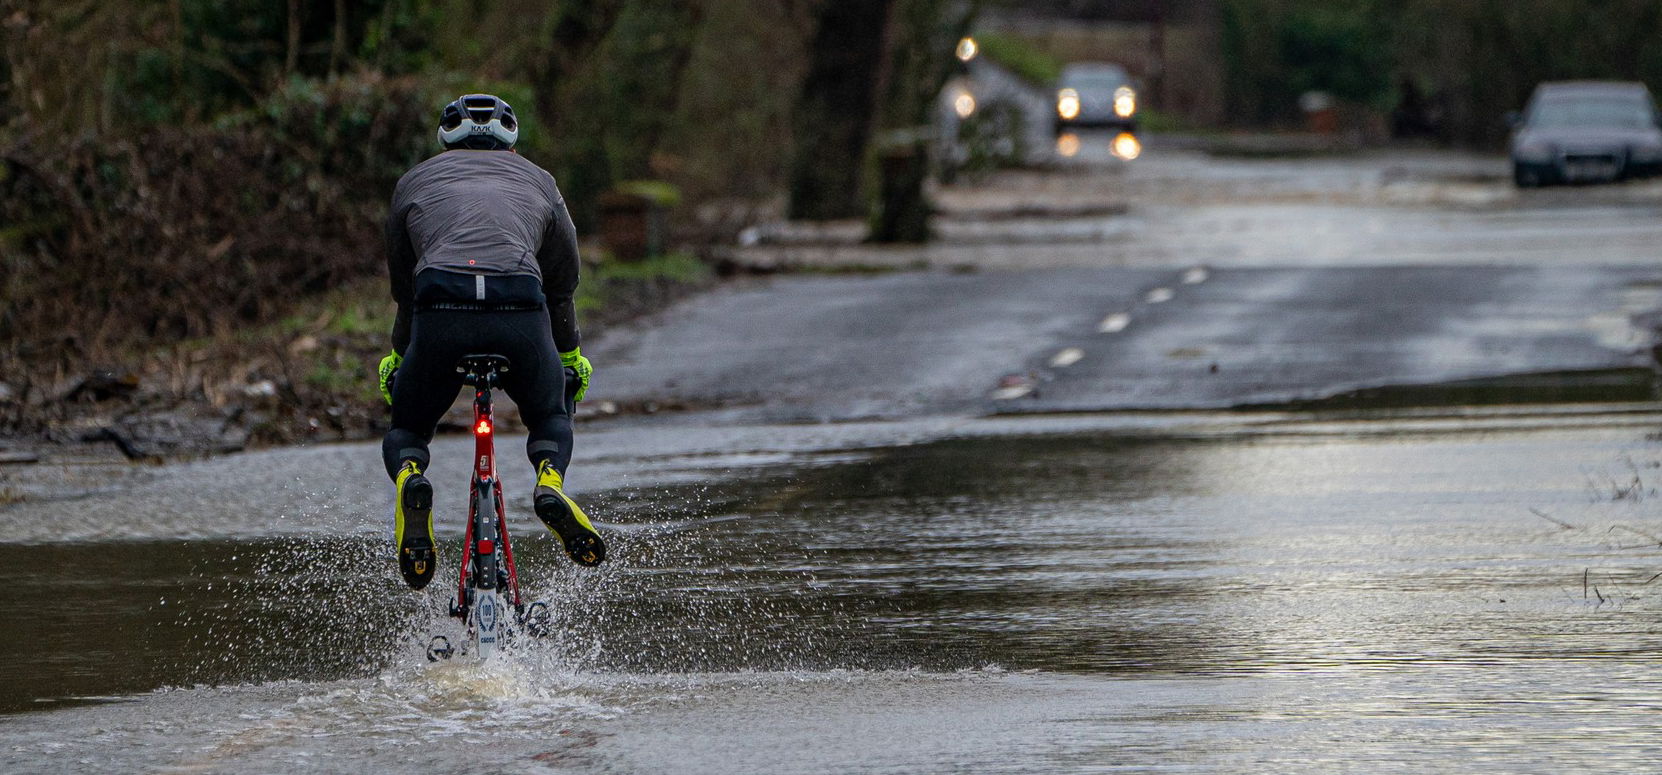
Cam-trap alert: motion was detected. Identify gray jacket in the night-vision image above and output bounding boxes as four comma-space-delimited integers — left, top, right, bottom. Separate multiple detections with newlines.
385, 150, 581, 353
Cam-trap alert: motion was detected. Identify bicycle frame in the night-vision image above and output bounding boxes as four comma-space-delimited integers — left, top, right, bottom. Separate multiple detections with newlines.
423, 354, 563, 663
448, 358, 524, 660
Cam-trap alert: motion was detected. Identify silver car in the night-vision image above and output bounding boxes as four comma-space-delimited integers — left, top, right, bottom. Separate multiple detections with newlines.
1510, 81, 1662, 187
1054, 62, 1137, 132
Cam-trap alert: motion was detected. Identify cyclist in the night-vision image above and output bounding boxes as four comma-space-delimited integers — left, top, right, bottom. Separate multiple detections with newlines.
377, 93, 606, 590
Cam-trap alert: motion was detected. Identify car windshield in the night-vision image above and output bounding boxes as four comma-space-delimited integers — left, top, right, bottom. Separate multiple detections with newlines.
1530, 97, 1656, 129
1063, 71, 1127, 91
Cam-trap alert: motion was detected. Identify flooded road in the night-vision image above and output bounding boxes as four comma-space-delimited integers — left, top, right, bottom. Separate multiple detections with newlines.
6, 410, 1662, 772
9, 143, 1662, 771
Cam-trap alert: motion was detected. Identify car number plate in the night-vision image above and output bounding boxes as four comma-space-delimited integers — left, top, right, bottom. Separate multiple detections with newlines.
1565, 161, 1616, 180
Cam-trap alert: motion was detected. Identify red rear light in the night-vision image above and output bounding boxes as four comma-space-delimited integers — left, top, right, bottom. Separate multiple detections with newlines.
475, 420, 491, 435
477, 538, 494, 555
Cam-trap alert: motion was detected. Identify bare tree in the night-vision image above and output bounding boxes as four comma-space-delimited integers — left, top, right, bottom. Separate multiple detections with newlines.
868, 0, 978, 243
786, 0, 895, 221
529, 1, 628, 149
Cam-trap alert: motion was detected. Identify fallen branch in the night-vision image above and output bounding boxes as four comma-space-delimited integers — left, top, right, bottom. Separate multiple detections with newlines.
1530, 507, 1576, 530
1609, 524, 1662, 546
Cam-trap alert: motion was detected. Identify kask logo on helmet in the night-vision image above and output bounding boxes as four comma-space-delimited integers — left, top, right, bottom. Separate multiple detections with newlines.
437, 93, 518, 150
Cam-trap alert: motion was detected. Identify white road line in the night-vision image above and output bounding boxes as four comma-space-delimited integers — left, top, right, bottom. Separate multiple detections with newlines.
1182, 267, 1210, 284
991, 385, 1033, 400
1049, 347, 1084, 367
1146, 287, 1175, 303
1098, 313, 1130, 333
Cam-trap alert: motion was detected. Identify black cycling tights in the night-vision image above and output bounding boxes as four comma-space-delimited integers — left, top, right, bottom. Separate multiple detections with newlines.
382, 307, 572, 480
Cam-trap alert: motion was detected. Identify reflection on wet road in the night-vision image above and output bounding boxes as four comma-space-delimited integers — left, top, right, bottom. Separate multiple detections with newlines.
5, 414, 1662, 772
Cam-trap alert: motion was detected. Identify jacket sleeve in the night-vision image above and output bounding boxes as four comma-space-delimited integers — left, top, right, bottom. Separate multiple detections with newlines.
537, 186, 582, 354
385, 179, 418, 355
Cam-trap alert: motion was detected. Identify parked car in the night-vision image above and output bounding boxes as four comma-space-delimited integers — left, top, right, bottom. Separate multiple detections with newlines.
1510, 81, 1662, 187
1053, 62, 1137, 132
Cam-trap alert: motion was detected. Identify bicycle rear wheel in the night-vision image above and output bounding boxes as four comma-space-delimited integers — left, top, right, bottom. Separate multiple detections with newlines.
468, 480, 508, 660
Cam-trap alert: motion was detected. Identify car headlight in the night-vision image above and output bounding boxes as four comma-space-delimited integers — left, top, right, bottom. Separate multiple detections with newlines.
953, 89, 976, 119
1114, 86, 1136, 118
1057, 89, 1080, 120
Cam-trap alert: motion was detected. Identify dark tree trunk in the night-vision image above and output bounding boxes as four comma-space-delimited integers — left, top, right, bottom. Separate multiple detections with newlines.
526, 1, 704, 230
329, 0, 347, 76
605, 0, 706, 181
529, 2, 628, 155
868, 0, 978, 243
870, 142, 930, 242
525, 1, 628, 229
786, 0, 895, 221
285, 0, 302, 75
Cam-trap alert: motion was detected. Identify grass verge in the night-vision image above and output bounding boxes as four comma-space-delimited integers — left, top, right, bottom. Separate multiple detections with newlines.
0, 252, 713, 457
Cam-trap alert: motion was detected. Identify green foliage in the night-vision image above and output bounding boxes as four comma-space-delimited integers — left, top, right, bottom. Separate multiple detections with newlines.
282, 280, 397, 338
657, 0, 805, 209
1413, 0, 1662, 144
596, 0, 703, 177
95, 1, 423, 129
575, 252, 709, 315
953, 99, 1027, 176
546, 0, 703, 229
360, 0, 450, 74
0, 0, 932, 365
975, 32, 1063, 86
305, 361, 364, 392
1220, 0, 1391, 125
1220, 0, 1662, 143
1134, 107, 1188, 134
0, 74, 433, 353
1275, 6, 1390, 106
614, 180, 683, 208
594, 251, 708, 283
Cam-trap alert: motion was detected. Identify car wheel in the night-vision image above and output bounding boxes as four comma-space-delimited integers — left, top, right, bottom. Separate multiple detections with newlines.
1513, 164, 1541, 188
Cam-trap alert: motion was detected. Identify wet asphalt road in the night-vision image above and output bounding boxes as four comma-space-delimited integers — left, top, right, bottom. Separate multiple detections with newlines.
597, 264, 1659, 420
1017, 264, 1660, 411
618, 144, 1662, 419
7, 148, 1662, 772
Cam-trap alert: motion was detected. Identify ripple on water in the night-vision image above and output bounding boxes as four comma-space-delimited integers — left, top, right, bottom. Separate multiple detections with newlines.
0, 663, 1023, 774
10, 424, 1662, 772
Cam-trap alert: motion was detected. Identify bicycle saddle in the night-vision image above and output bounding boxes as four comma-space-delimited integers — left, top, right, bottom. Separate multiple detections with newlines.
456, 354, 512, 384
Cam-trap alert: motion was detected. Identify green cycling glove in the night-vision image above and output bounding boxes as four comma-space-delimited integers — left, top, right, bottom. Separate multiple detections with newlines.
377, 351, 402, 405
560, 347, 593, 402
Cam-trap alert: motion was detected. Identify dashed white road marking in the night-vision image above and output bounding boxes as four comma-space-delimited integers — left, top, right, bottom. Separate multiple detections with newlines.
990, 385, 1033, 400
1049, 347, 1084, 367
1146, 287, 1175, 303
1098, 313, 1130, 333
1182, 267, 1210, 284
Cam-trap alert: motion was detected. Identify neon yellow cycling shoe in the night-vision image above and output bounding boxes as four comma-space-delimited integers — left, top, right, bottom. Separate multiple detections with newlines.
534, 461, 605, 567
394, 460, 436, 589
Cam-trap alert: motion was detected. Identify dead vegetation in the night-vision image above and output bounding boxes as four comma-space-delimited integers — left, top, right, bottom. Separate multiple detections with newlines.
0, 77, 434, 450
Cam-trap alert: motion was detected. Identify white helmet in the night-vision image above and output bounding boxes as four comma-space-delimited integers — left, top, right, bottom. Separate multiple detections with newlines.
436, 94, 519, 150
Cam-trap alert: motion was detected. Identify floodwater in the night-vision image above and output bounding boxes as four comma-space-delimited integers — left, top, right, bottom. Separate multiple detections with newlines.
5, 411, 1662, 772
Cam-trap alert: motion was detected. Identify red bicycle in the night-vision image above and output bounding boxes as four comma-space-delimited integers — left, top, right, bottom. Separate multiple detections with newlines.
426, 354, 553, 662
